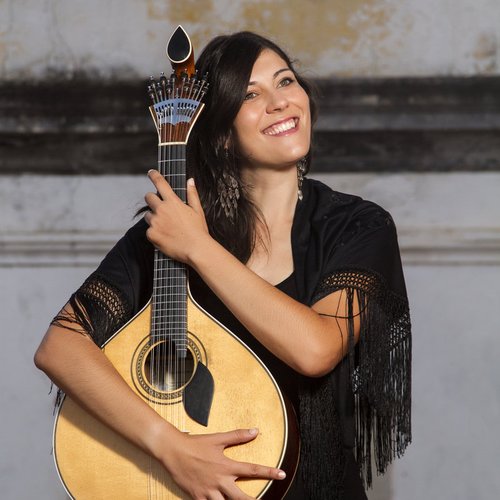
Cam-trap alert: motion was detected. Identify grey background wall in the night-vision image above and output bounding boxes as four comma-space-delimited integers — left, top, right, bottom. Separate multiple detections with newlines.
1, 1, 500, 499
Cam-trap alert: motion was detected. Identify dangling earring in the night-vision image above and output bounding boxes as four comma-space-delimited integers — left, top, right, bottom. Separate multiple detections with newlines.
217, 172, 240, 221
297, 158, 306, 201
217, 148, 240, 221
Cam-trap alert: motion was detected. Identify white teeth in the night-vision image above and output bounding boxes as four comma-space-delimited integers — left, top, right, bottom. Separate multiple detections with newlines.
264, 119, 296, 135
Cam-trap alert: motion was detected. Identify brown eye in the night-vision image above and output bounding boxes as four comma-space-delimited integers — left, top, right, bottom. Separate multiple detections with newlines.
244, 91, 258, 101
278, 77, 294, 88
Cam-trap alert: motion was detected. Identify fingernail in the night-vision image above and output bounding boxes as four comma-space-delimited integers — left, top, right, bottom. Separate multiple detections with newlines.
187, 177, 195, 187
248, 428, 258, 436
277, 470, 286, 479
148, 169, 155, 175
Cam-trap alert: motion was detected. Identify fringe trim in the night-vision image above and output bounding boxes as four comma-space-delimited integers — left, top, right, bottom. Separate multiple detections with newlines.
310, 268, 412, 490
299, 374, 346, 499
50, 273, 133, 348
50, 273, 133, 410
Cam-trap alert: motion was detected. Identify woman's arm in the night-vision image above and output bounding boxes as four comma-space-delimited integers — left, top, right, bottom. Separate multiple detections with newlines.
145, 171, 360, 378
35, 309, 285, 499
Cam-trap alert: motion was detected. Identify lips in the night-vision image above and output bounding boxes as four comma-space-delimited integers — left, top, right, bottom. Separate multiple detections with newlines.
262, 118, 298, 136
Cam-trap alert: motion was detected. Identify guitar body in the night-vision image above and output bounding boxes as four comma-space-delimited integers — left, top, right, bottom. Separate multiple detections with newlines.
53, 290, 299, 499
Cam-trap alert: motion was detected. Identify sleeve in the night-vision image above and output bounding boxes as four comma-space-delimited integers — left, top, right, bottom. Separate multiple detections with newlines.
51, 218, 154, 348
312, 206, 412, 487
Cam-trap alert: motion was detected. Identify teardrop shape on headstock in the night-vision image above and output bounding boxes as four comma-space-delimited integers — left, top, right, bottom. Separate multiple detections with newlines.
148, 25, 208, 145
167, 25, 195, 78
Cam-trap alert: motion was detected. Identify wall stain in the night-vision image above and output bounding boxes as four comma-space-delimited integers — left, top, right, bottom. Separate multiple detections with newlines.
145, 0, 392, 75
238, 0, 391, 70
472, 33, 497, 74
146, 0, 220, 57
147, 0, 213, 23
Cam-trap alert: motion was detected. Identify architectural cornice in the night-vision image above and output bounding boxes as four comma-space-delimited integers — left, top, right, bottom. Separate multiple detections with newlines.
1, 76, 500, 174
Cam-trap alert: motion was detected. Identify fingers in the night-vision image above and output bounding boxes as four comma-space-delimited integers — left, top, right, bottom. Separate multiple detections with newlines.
146, 172, 202, 214
147, 169, 174, 200
144, 170, 169, 214
217, 428, 259, 447
233, 461, 286, 482
214, 428, 286, 483
206, 492, 227, 500
220, 483, 254, 500
187, 177, 203, 214
144, 191, 161, 211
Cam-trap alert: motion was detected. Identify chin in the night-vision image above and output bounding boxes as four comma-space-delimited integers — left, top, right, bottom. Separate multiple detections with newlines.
288, 146, 310, 163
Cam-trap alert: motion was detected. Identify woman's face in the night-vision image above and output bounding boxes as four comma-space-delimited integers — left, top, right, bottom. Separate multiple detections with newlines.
232, 49, 311, 172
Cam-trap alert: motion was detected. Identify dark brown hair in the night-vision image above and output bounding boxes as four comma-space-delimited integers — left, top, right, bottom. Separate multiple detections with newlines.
188, 31, 317, 263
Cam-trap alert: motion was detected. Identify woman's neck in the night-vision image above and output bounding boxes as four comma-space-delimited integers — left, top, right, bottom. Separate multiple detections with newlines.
242, 164, 298, 227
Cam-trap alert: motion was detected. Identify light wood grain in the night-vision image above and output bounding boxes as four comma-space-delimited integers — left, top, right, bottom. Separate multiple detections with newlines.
54, 293, 289, 499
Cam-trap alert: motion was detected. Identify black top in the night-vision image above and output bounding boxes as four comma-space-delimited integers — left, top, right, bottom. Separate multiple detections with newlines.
54, 178, 411, 499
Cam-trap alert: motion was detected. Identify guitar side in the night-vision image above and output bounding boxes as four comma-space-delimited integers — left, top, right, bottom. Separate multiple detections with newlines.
53, 291, 299, 499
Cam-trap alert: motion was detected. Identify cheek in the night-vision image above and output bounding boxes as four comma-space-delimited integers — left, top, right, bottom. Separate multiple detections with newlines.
233, 110, 261, 154
234, 107, 259, 134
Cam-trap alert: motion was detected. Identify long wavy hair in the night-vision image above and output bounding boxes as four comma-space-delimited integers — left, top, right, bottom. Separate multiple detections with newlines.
187, 31, 317, 263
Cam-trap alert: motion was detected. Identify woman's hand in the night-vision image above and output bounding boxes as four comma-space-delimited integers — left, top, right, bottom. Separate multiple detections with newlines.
157, 427, 286, 500
144, 170, 211, 265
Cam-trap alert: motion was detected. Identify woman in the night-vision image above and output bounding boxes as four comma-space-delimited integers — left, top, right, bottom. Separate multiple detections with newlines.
35, 31, 411, 499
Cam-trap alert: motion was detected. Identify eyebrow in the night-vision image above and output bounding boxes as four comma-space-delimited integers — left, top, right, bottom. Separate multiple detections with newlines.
248, 67, 291, 86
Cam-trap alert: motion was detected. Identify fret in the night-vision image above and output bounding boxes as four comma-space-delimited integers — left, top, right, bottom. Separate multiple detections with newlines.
153, 336, 186, 340
151, 318, 186, 323
151, 324, 187, 328
150, 329, 188, 336
155, 288, 186, 296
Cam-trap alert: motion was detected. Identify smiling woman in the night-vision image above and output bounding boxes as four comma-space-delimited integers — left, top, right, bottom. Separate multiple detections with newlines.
35, 30, 411, 500
233, 50, 311, 172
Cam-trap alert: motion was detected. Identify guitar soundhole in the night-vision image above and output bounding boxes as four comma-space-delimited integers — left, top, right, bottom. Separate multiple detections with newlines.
143, 340, 196, 393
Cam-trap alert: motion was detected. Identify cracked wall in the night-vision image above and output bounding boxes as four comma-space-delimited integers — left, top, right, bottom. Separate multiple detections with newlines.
0, 0, 499, 80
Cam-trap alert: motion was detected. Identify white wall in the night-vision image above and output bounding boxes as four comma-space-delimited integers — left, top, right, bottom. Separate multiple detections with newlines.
1, 173, 499, 499
1, 0, 500, 80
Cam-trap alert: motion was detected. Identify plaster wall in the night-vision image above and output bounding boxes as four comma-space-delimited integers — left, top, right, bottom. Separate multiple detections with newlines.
1, 0, 500, 80
1, 173, 499, 499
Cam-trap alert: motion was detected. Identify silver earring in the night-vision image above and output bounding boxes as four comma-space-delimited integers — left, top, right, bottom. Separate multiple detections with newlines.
297, 158, 306, 201
217, 171, 240, 221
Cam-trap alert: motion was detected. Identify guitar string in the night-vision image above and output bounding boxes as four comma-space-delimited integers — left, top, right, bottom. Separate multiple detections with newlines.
150, 75, 200, 498
156, 120, 165, 500
149, 129, 159, 500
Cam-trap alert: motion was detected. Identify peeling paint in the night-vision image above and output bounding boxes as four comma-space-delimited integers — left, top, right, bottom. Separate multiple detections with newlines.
146, 0, 221, 56
2, 0, 500, 80
237, 0, 391, 70
0, 0, 13, 73
145, 0, 392, 75
472, 32, 497, 74
147, 0, 214, 23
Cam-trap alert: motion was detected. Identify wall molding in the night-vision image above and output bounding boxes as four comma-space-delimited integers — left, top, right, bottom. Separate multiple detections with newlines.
1, 227, 499, 267
1, 76, 500, 174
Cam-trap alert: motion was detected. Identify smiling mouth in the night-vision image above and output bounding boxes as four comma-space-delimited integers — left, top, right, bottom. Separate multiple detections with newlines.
263, 118, 298, 136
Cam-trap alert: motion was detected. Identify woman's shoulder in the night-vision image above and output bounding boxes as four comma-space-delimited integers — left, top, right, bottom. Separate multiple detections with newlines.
304, 178, 394, 227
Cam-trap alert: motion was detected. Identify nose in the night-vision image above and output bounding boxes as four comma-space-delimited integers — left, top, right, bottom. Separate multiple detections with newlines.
266, 89, 289, 113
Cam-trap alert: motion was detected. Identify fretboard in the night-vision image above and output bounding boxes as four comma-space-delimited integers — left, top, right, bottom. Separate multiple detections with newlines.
151, 143, 187, 357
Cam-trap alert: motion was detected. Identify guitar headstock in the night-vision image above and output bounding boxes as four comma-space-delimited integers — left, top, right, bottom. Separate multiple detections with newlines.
148, 26, 208, 145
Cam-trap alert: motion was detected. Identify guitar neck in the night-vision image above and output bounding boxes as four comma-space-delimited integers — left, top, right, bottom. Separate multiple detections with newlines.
151, 143, 188, 357
158, 143, 187, 200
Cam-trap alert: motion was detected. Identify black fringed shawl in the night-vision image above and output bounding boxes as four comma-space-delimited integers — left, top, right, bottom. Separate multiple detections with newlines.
52, 177, 411, 499
291, 179, 412, 497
